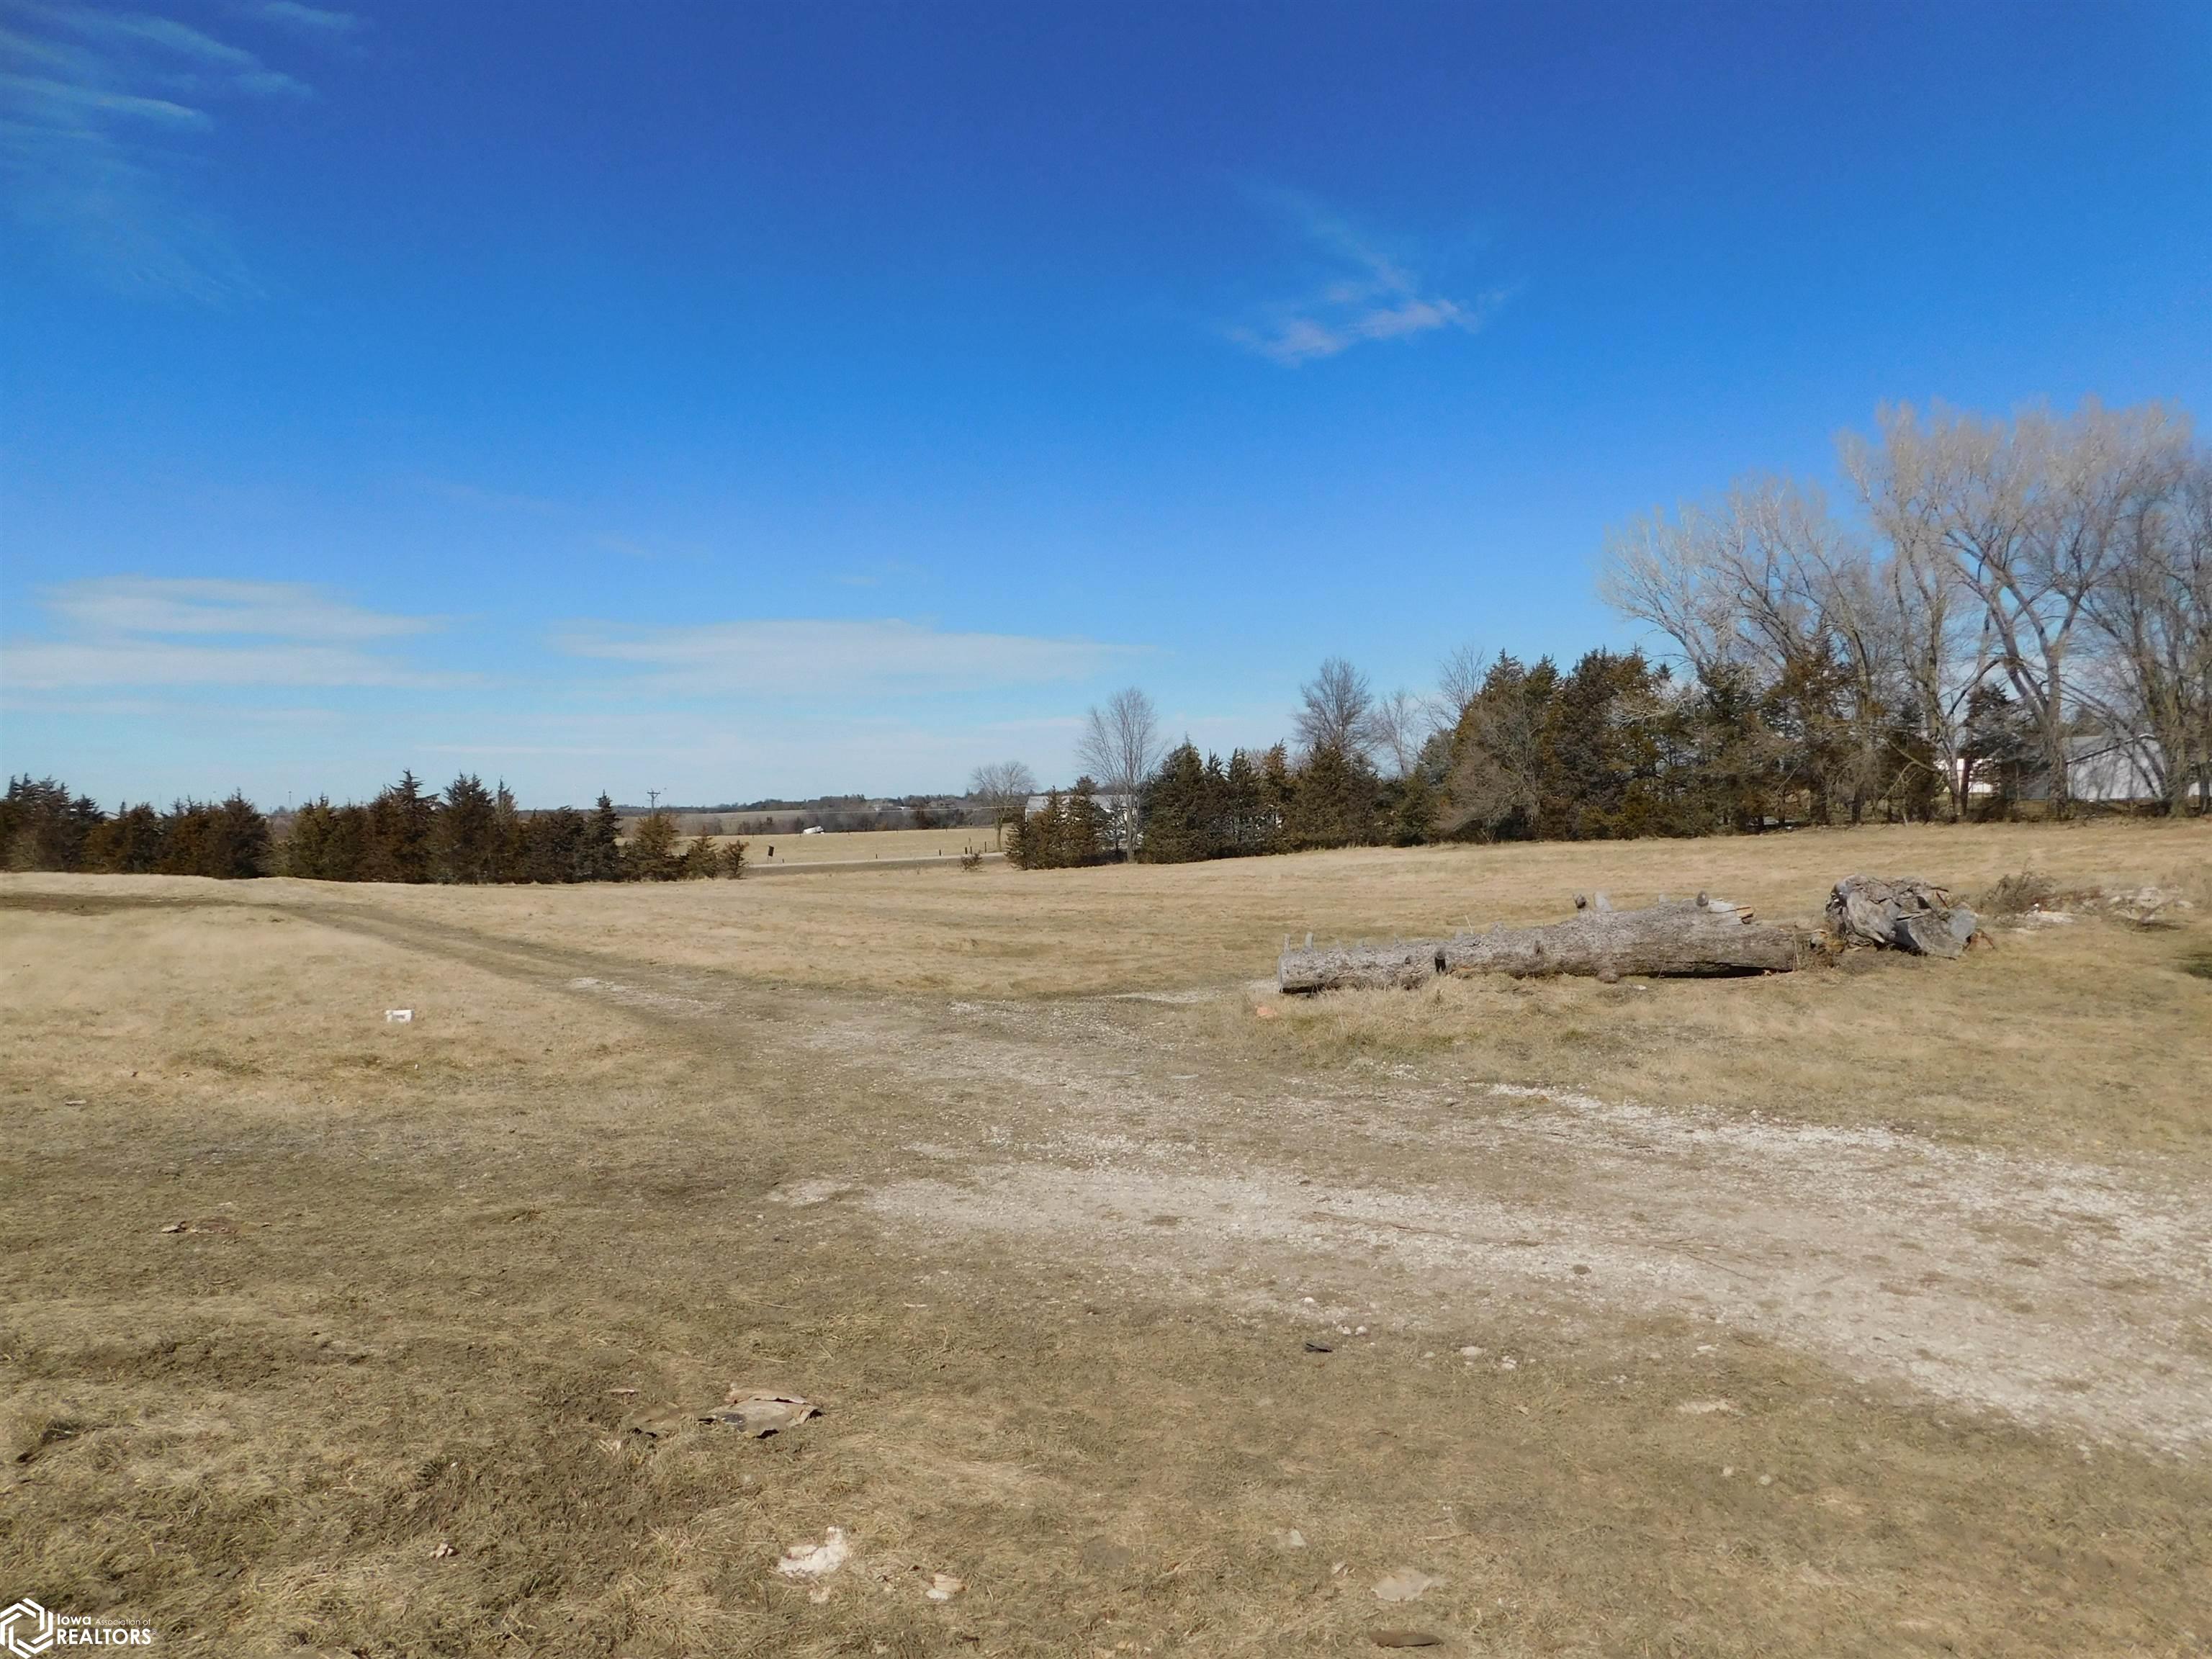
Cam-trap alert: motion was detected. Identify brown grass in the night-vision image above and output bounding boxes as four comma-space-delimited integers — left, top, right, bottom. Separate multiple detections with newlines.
705, 824, 1002, 866
1, 819, 2207, 1656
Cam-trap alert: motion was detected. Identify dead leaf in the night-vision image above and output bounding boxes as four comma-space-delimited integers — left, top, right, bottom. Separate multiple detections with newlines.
924, 1572, 965, 1601
1372, 1568, 1442, 1604
431, 1541, 457, 1560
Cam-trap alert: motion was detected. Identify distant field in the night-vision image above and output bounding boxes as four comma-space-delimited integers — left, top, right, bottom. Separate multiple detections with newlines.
698, 824, 1002, 866
3, 818, 2208, 1656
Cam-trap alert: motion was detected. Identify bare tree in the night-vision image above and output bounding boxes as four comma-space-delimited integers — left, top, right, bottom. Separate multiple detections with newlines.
1429, 641, 1488, 732
1864, 400, 2191, 813
968, 760, 1038, 848
1295, 657, 1376, 759
1597, 505, 1740, 683
1075, 688, 1164, 858
1600, 476, 1895, 820
1367, 688, 1430, 778
2078, 448, 2211, 813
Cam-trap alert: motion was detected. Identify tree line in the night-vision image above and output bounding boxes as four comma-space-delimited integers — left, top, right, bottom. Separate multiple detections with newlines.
984, 397, 2207, 871
1, 772, 746, 881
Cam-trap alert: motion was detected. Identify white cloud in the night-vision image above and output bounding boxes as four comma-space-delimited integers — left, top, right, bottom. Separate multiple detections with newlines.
1, 577, 460, 689
0, 1, 323, 297
552, 617, 1131, 697
249, 2, 363, 37
42, 575, 438, 639
1231, 194, 1509, 366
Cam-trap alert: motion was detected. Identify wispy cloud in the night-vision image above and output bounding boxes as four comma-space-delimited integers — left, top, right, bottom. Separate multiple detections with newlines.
1231, 193, 1510, 367
1, 577, 462, 690
248, 1, 361, 37
552, 618, 1130, 697
0, 1, 335, 297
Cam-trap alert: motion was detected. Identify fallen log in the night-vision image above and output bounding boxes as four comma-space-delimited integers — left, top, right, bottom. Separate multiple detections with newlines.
1441, 898, 1803, 980
1276, 896, 1803, 994
1276, 938, 1442, 993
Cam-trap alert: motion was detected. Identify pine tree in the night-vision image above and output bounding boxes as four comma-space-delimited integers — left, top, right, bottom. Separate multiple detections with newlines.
439, 773, 497, 883
1287, 743, 1380, 849
86, 803, 164, 873
719, 837, 749, 878
628, 811, 680, 880
212, 791, 270, 877
490, 781, 523, 881
583, 793, 625, 881
366, 771, 436, 882
1, 777, 104, 871
1064, 778, 1104, 864
1390, 768, 1438, 845
1139, 742, 1209, 863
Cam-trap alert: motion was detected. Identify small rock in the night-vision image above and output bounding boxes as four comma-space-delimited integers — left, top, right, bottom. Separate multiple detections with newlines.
775, 1527, 850, 1581
1270, 1527, 1308, 1550
1372, 1567, 1442, 1604
708, 1390, 819, 1437
431, 1541, 457, 1560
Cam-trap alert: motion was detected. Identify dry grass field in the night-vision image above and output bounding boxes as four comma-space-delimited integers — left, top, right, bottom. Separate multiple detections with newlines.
706, 825, 1002, 868
2, 819, 2208, 1657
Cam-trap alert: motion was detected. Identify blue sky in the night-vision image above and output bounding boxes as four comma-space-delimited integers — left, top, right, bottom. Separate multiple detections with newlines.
4, 0, 2207, 806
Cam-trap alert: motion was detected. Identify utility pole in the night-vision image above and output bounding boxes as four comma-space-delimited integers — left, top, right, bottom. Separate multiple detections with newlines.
647, 788, 662, 811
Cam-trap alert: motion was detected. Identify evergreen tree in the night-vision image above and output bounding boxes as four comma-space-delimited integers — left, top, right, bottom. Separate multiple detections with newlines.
490, 781, 523, 882
583, 793, 625, 881
627, 810, 680, 880
1390, 768, 1438, 845
719, 837, 749, 878
1, 776, 104, 871
1024, 789, 1069, 868
1139, 742, 1213, 863
1286, 742, 1380, 849
678, 833, 721, 878
1064, 778, 1104, 863
518, 806, 587, 883
86, 803, 164, 873
438, 773, 498, 883
365, 771, 436, 882
1223, 747, 1269, 855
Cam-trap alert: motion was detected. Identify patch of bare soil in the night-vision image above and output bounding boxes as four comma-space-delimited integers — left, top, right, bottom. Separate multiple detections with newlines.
762, 992, 2211, 1455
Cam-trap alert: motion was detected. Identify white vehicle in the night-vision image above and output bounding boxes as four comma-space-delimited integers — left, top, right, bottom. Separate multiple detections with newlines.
801, 824, 826, 835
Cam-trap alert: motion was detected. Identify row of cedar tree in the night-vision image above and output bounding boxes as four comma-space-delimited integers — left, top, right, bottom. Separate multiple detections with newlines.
1014, 644, 1981, 868
9, 643, 2046, 881
0, 773, 742, 882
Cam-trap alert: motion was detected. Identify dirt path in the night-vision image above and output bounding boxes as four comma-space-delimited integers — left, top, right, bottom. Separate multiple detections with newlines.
261, 895, 2212, 1458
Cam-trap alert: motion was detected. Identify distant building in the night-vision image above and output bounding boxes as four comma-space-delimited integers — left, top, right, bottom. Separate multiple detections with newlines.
1959, 732, 2167, 805
1023, 790, 1141, 845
